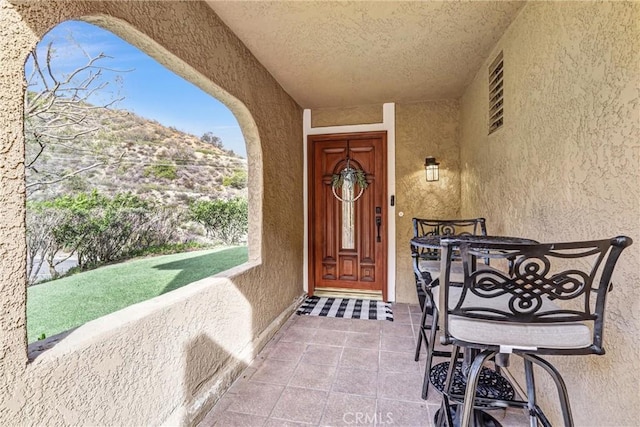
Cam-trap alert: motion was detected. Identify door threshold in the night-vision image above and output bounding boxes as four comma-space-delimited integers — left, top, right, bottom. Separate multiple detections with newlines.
313, 287, 383, 301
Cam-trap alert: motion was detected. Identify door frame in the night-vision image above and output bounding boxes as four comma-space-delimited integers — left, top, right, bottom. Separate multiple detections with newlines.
307, 131, 388, 299
303, 103, 396, 301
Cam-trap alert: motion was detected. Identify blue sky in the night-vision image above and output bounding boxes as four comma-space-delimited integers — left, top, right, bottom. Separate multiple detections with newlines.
27, 20, 246, 157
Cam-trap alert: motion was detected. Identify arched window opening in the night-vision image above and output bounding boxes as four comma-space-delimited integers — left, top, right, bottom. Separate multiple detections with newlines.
25, 20, 251, 344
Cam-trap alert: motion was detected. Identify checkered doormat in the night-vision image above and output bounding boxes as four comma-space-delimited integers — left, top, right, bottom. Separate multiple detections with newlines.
296, 296, 393, 321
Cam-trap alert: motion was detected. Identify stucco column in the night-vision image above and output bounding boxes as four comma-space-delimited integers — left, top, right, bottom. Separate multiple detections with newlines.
0, 0, 36, 417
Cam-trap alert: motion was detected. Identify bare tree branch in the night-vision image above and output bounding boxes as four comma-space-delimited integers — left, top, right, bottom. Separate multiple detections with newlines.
26, 139, 45, 169
26, 162, 107, 190
38, 127, 99, 141
24, 34, 132, 194
45, 41, 58, 86
31, 47, 50, 91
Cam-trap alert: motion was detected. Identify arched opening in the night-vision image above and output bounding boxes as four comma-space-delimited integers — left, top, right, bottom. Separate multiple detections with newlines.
24, 19, 263, 344
3, 3, 303, 425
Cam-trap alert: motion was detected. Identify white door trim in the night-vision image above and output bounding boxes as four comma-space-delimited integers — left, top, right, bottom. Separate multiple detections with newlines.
303, 103, 396, 301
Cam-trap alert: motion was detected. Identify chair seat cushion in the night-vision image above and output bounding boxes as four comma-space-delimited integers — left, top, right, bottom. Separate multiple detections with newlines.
417, 259, 449, 273
434, 287, 592, 350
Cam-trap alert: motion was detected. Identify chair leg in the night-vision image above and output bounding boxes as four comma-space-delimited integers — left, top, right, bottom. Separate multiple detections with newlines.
437, 395, 455, 427
414, 303, 429, 361
522, 354, 574, 427
524, 357, 538, 427
414, 327, 423, 361
439, 345, 461, 427
460, 349, 496, 427
421, 306, 439, 399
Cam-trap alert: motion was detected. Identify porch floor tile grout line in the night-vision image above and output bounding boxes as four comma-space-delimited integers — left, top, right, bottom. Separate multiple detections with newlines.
263, 337, 313, 422
317, 370, 334, 425
204, 308, 530, 426
224, 312, 435, 424
315, 344, 345, 425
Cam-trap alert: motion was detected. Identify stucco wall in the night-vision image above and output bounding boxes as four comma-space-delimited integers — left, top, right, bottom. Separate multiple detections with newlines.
311, 102, 461, 304
394, 101, 461, 303
459, 2, 640, 425
0, 1, 303, 425
311, 104, 383, 128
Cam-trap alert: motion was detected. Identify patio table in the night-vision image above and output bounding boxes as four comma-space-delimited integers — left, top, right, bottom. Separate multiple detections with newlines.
410, 234, 537, 255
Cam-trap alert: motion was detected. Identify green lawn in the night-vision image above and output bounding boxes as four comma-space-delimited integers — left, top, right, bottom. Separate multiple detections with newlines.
27, 246, 248, 343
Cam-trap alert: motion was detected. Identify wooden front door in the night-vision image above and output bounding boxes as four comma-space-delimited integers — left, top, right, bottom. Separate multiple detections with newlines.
308, 131, 387, 300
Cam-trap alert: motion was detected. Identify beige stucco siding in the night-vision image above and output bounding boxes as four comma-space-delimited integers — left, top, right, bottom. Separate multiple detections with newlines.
0, 1, 303, 425
311, 102, 462, 304
394, 101, 461, 303
459, 2, 640, 425
311, 104, 383, 127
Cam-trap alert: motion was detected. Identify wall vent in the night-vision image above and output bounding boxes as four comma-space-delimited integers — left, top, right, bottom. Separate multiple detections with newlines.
488, 51, 504, 134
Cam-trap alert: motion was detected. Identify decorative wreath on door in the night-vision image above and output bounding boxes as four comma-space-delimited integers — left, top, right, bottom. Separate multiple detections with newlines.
331, 157, 368, 203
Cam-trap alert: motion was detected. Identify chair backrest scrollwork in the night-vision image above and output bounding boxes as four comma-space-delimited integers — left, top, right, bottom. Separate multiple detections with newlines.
412, 218, 487, 261
442, 236, 632, 354
412, 217, 487, 238
411, 218, 488, 309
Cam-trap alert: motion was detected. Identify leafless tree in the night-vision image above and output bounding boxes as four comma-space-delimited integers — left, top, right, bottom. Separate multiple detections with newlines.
24, 39, 129, 195
26, 208, 71, 284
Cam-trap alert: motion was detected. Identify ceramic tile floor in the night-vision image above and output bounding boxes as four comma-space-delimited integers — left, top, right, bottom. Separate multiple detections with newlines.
198, 303, 529, 427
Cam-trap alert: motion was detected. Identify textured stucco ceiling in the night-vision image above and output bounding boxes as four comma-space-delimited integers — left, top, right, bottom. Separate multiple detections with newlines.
206, 1, 526, 108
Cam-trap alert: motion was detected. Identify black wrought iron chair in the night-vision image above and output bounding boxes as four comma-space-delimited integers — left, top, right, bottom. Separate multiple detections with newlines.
436, 236, 633, 427
411, 217, 487, 398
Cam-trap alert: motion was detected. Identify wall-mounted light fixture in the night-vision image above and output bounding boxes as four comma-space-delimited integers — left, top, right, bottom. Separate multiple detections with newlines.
424, 157, 440, 182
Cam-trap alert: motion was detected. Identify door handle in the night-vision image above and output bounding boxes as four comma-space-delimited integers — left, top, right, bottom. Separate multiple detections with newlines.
376, 217, 382, 242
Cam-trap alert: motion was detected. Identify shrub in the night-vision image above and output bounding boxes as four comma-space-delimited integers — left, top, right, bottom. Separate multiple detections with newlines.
26, 207, 68, 284
27, 190, 185, 279
222, 168, 247, 189
189, 197, 248, 245
196, 148, 216, 156
144, 161, 177, 180
66, 174, 89, 192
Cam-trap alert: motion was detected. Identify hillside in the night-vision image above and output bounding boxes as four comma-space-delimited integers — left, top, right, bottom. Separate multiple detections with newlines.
25, 103, 247, 206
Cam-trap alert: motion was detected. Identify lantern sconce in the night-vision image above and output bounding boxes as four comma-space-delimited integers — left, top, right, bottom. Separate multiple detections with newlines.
424, 156, 440, 182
